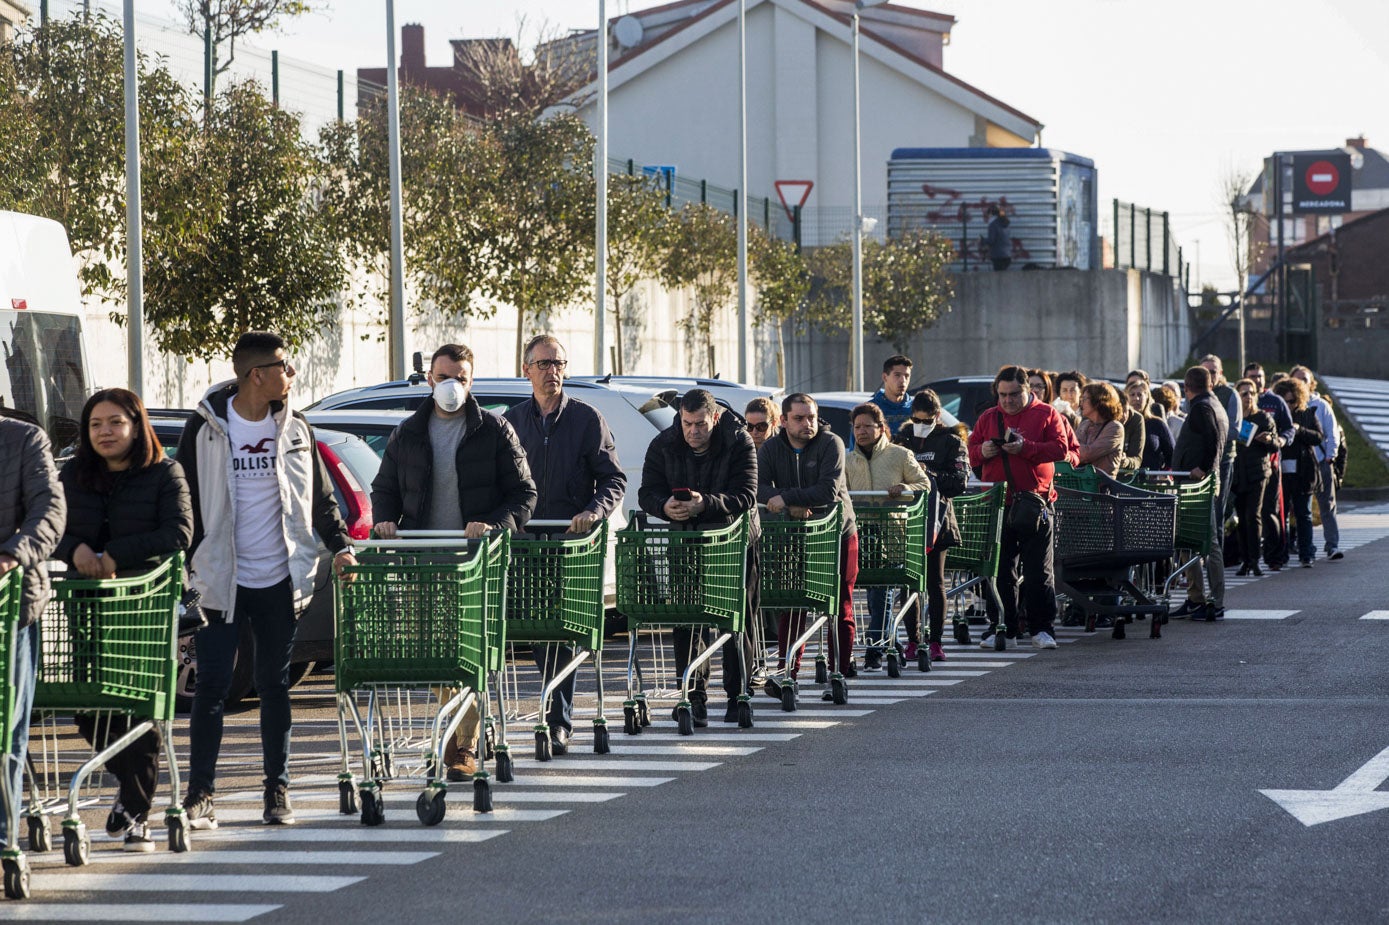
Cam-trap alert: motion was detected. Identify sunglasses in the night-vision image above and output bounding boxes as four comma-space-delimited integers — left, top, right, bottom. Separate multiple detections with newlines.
253, 358, 294, 374
910, 416, 935, 424
747, 422, 771, 433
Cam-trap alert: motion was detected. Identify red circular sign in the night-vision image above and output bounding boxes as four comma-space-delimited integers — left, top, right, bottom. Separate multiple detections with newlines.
1305, 160, 1340, 196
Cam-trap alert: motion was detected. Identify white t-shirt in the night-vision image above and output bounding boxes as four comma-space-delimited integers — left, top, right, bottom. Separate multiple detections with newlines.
227, 403, 291, 588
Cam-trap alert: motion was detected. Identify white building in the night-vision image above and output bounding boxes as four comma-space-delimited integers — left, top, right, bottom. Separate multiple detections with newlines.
555, 0, 1042, 243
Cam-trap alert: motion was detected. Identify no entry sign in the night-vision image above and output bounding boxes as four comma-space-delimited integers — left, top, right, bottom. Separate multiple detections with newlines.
1291, 152, 1352, 214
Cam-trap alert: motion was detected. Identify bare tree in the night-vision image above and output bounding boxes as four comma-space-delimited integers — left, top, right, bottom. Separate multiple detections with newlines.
1220, 164, 1261, 372
452, 17, 593, 119
180, 0, 315, 90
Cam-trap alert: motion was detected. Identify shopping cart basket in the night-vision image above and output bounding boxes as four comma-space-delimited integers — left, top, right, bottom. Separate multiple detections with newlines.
850, 489, 929, 686
0, 568, 27, 898
944, 483, 1006, 656
757, 504, 841, 712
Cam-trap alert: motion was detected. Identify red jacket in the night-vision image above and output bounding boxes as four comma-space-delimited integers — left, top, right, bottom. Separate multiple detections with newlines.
967, 397, 1079, 502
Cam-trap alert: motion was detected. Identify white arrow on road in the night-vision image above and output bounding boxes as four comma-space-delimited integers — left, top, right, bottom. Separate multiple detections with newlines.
1261, 746, 1389, 826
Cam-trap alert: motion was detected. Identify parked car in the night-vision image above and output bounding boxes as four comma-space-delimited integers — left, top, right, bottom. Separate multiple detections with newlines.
570, 375, 782, 417
150, 412, 379, 710
809, 391, 960, 443
913, 377, 998, 429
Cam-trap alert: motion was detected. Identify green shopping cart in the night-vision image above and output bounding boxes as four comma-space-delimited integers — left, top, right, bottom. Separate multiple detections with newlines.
944, 483, 1006, 656
757, 504, 842, 712
850, 489, 929, 686
0, 568, 27, 898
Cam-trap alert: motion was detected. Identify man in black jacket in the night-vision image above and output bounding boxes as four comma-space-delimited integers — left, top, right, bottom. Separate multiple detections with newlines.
1170, 365, 1230, 621
372, 343, 537, 780
1244, 363, 1296, 569
638, 389, 758, 726
757, 393, 857, 686
0, 417, 64, 848
504, 335, 625, 755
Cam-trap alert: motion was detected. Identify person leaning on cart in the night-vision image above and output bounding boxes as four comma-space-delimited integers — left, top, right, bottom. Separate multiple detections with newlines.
967, 365, 1079, 650
371, 343, 537, 781
1166, 365, 1230, 622
845, 402, 930, 670
503, 335, 625, 756
177, 332, 358, 830
0, 415, 64, 853
638, 388, 759, 727
55, 389, 193, 851
756, 393, 857, 687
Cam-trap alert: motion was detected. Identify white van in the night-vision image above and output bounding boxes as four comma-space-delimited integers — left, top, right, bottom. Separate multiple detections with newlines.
0, 211, 92, 453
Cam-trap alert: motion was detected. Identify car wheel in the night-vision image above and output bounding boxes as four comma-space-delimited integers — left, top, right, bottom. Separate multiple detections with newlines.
287, 660, 317, 690
174, 619, 256, 714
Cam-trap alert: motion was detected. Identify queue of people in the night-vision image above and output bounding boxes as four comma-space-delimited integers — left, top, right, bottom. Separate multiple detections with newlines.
0, 335, 1350, 856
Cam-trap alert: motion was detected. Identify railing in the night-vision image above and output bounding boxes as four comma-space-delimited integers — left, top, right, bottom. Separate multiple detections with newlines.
1113, 199, 1188, 285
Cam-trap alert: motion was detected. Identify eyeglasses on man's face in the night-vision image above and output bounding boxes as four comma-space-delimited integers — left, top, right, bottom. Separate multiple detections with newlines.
529, 359, 568, 371
253, 358, 295, 375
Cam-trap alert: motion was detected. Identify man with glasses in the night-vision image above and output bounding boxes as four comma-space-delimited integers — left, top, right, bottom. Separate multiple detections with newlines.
504, 335, 625, 755
372, 343, 537, 780
1242, 363, 1295, 570
756, 393, 856, 691
177, 331, 357, 829
966, 365, 1079, 649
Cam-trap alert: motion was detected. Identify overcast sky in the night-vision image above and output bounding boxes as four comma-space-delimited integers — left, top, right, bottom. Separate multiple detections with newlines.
158, 0, 1389, 289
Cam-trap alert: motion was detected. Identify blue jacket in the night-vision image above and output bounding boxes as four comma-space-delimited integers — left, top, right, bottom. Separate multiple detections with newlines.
503, 393, 626, 522
869, 389, 913, 434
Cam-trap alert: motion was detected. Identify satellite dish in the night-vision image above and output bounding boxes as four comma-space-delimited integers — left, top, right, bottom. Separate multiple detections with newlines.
614, 15, 644, 49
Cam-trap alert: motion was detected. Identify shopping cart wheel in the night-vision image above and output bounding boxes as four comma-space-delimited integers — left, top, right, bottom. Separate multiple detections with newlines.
166, 815, 189, 853
736, 700, 753, 729
473, 778, 493, 813
780, 685, 796, 712
918, 651, 931, 673
1084, 614, 1096, 634
622, 704, 640, 736
994, 632, 1007, 652
675, 706, 695, 737
494, 749, 515, 784
339, 779, 358, 815
1112, 619, 1126, 640
535, 731, 552, 763
2, 855, 30, 900
637, 699, 652, 728
814, 659, 829, 685
1150, 618, 1162, 640
27, 816, 49, 853
886, 653, 901, 678
359, 788, 385, 827
831, 677, 848, 705
61, 825, 89, 867
953, 623, 971, 646
593, 723, 611, 755
416, 789, 447, 826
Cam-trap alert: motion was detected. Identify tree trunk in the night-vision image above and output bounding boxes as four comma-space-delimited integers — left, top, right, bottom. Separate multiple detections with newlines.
613, 294, 625, 375
514, 305, 526, 377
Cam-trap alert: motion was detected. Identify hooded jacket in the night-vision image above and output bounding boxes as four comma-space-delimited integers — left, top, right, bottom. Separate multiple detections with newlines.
176, 381, 349, 616
756, 425, 855, 536
895, 421, 968, 549
371, 393, 537, 533
638, 411, 759, 540
967, 396, 1079, 502
0, 419, 65, 627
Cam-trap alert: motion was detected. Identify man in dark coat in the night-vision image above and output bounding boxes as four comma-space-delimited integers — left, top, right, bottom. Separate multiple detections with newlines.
1170, 365, 1230, 621
0, 417, 65, 846
504, 335, 625, 755
638, 389, 758, 727
372, 343, 537, 780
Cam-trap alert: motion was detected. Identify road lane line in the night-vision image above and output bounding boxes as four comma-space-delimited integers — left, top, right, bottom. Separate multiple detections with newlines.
0, 903, 281, 922
31, 873, 365, 893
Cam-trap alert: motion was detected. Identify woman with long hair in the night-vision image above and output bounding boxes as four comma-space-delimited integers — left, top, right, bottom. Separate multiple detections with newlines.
1124, 370, 1174, 471
1271, 377, 1323, 568
1074, 383, 1127, 477
55, 388, 193, 851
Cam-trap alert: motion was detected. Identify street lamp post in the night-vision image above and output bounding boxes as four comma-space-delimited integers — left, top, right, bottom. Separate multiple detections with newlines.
595, 0, 609, 375
850, 0, 887, 391
736, 0, 749, 383
123, 0, 143, 396
385, 0, 406, 381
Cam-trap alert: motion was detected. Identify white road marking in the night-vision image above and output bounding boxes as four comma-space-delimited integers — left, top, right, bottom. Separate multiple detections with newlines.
84, 850, 438, 866
1222, 610, 1299, 620
209, 806, 564, 823
1359, 611, 1389, 620
31, 873, 365, 893
0, 904, 281, 922
192, 827, 509, 844
507, 759, 720, 772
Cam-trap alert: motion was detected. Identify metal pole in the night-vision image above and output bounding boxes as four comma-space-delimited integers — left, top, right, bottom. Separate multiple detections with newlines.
123, 0, 144, 397
850, 11, 864, 391
385, 0, 406, 380
1276, 154, 1286, 362
595, 0, 608, 375
337, 70, 344, 123
736, 0, 749, 384
272, 50, 280, 108
204, 22, 213, 117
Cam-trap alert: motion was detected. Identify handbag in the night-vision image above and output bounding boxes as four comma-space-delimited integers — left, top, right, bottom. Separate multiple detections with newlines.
997, 412, 1048, 534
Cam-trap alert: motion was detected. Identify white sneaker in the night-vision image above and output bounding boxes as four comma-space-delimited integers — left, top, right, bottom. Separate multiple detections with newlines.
123, 821, 156, 853
1032, 632, 1058, 650
978, 633, 997, 649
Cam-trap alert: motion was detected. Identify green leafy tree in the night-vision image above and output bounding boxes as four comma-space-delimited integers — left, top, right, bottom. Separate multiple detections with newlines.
749, 226, 809, 387
603, 172, 669, 373
863, 229, 955, 352
659, 203, 737, 374
142, 82, 344, 359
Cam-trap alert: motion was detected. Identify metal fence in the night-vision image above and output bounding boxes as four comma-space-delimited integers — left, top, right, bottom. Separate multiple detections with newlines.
1113, 199, 1189, 286
609, 158, 783, 236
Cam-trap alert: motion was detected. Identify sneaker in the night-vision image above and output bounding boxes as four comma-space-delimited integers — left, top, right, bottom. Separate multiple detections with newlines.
262, 784, 296, 825
928, 642, 946, 662
840, 663, 858, 679
978, 633, 996, 650
1188, 603, 1210, 622
122, 820, 156, 853
903, 642, 919, 661
862, 650, 882, 671
1329, 550, 1344, 561
1169, 599, 1201, 618
1205, 606, 1225, 622
723, 701, 739, 724
690, 695, 709, 727
1301, 560, 1313, 568
182, 789, 218, 831
764, 678, 783, 700
105, 798, 132, 837
1032, 632, 1058, 650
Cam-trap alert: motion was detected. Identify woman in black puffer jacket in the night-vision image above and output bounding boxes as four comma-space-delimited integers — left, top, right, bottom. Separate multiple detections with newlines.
56, 388, 192, 852
894, 390, 970, 662
1272, 377, 1323, 568
1230, 379, 1280, 575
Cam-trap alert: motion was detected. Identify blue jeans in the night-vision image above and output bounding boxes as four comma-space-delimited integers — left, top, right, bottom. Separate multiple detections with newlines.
530, 643, 575, 733
1, 623, 37, 845
189, 579, 297, 794
865, 588, 896, 652
1284, 481, 1316, 565
1317, 460, 1339, 554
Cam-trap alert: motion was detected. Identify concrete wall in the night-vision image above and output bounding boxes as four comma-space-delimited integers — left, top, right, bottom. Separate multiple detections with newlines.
781, 268, 1189, 392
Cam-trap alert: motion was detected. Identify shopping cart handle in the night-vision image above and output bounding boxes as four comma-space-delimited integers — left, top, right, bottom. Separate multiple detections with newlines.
354, 528, 501, 548
847, 490, 915, 499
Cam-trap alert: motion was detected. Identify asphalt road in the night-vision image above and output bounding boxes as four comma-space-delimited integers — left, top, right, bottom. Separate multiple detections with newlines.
10, 504, 1389, 924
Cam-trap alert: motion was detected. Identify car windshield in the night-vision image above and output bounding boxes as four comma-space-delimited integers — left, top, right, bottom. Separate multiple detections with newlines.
323, 434, 381, 488
0, 310, 87, 454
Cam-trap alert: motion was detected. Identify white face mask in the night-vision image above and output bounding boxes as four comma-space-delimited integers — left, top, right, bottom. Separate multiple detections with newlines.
912, 421, 934, 438
433, 378, 466, 413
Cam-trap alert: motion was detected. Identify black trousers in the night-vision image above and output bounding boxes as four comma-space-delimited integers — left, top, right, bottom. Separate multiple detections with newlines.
1234, 480, 1267, 567
997, 505, 1058, 636
672, 548, 759, 701
74, 713, 161, 820
1261, 456, 1286, 566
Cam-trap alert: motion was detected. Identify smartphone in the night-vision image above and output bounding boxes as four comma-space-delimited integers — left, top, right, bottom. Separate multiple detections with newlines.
673, 487, 693, 502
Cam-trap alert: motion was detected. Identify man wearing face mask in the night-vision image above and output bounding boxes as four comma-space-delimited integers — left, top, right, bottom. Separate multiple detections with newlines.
371, 343, 537, 781
504, 335, 625, 756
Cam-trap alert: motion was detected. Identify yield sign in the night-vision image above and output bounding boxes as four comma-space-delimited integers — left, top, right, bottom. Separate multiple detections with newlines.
774, 180, 814, 221
1261, 745, 1389, 826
